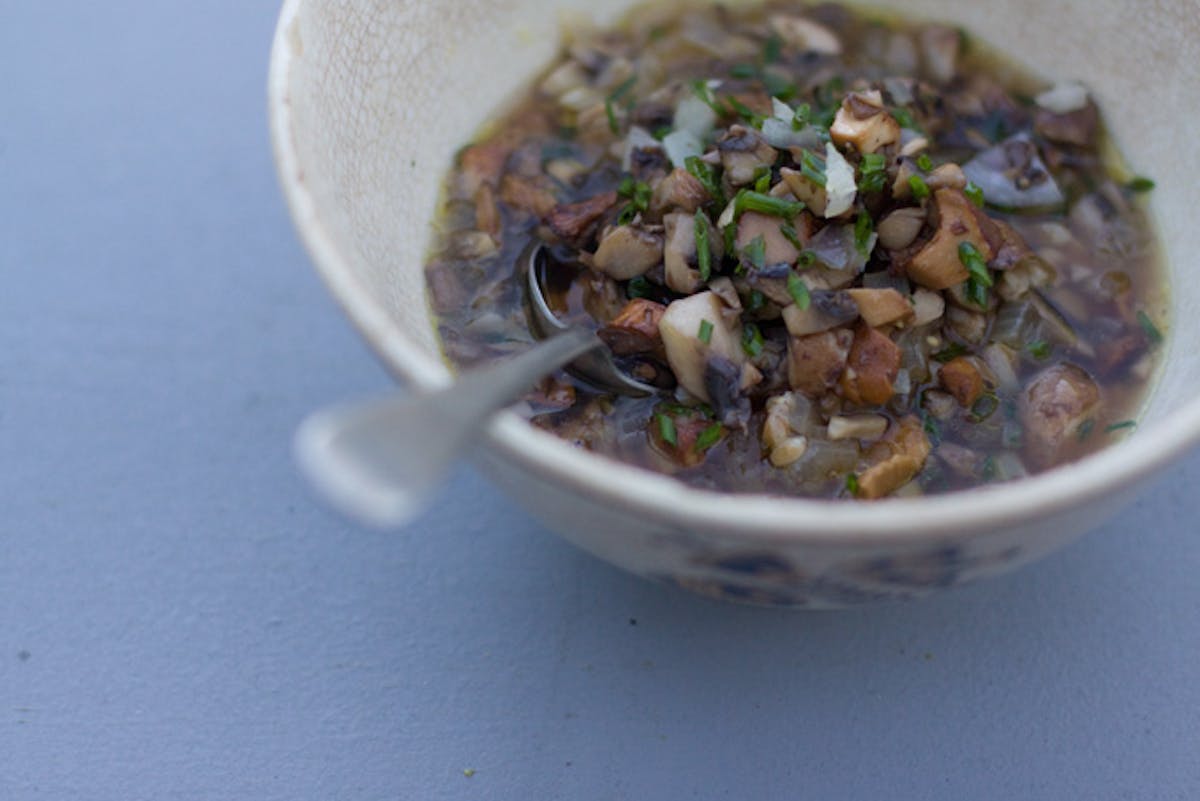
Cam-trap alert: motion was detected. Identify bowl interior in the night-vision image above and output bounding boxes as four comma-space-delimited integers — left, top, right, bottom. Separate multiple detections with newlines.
272, 0, 1200, 527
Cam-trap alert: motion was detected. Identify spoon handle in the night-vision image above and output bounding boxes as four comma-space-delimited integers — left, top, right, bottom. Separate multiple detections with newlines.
294, 329, 599, 528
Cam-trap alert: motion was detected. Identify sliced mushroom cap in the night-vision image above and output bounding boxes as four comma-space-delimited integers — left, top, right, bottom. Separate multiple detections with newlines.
830, 91, 901, 155
597, 298, 666, 357
663, 212, 703, 294
877, 206, 928, 251
962, 134, 1065, 212
938, 356, 986, 407
592, 224, 664, 280
659, 291, 746, 403
787, 328, 854, 395
856, 417, 933, 499
911, 288, 946, 326
547, 191, 619, 245
905, 189, 995, 290
847, 288, 915, 328
1019, 363, 1102, 470
841, 323, 902, 406
782, 290, 860, 336
718, 126, 779, 186
737, 211, 801, 267
649, 167, 710, 218
768, 14, 843, 54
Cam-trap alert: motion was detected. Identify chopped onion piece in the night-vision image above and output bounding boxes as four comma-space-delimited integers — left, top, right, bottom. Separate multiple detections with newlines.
674, 94, 718, 139
622, 126, 662, 172
823, 142, 857, 218
662, 129, 703, 168
1036, 81, 1090, 114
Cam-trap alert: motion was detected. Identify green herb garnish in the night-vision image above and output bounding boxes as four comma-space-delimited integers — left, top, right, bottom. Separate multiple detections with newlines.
1077, 419, 1096, 443
684, 156, 725, 208
763, 32, 783, 64
846, 473, 861, 496
858, 152, 888, 194
923, 414, 942, 444
892, 107, 917, 129
1137, 310, 1164, 345
792, 103, 812, 130
616, 176, 653, 225
780, 222, 804, 251
1128, 176, 1156, 193
787, 272, 811, 310
748, 290, 767, 312
694, 211, 712, 282
695, 423, 725, 452
964, 181, 986, 207
1106, 420, 1138, 433
652, 125, 672, 141
933, 343, 969, 363
854, 211, 874, 258
909, 174, 931, 201
916, 153, 934, 172
627, 276, 652, 299
800, 150, 827, 186
698, 319, 715, 345
657, 413, 678, 447
742, 323, 765, 357
969, 392, 1000, 423
730, 63, 758, 79
604, 75, 638, 135
1027, 340, 1052, 360
690, 79, 727, 116
742, 234, 767, 270
734, 190, 805, 220
959, 241, 993, 308
754, 167, 773, 195
797, 250, 817, 269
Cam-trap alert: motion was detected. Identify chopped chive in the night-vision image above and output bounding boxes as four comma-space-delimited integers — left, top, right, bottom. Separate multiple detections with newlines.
698, 319, 715, 345
1106, 420, 1138, 433
748, 289, 766, 312
787, 272, 811, 310
964, 181, 986, 207
792, 103, 812, 130
730, 63, 758, 79
1128, 176, 1156, 193
694, 211, 712, 282
695, 423, 725, 452
1137, 310, 1164, 345
742, 322, 766, 357
854, 211, 874, 258
780, 222, 804, 251
916, 153, 934, 172
605, 99, 620, 134
603, 76, 637, 136
909, 174, 931, 201
684, 156, 725, 208
763, 72, 797, 101
734, 190, 805, 219
657, 413, 678, 447
800, 150, 827, 186
690, 79, 726, 116
742, 234, 767, 270
922, 414, 942, 444
723, 221, 738, 258
652, 125, 672, 141
892, 107, 917, 129
958, 242, 993, 287
858, 152, 888, 194
727, 96, 765, 128
981, 455, 998, 483
1077, 419, 1096, 443
969, 392, 1000, 423
609, 75, 637, 103
627, 276, 652, 299
754, 167, 773, 194
845, 473, 861, 496
1027, 340, 1052, 360
797, 250, 817, 268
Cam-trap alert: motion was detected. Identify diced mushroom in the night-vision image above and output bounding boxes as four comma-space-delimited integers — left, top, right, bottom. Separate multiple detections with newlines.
547, 191, 619, 245
905, 189, 994, 290
763, 392, 815, 450
663, 212, 703, 294
597, 298, 666, 357
979, 217, 1033, 271
718, 126, 778, 186
918, 25, 961, 84
769, 436, 811, 468
946, 305, 989, 344
856, 416, 933, 499
781, 166, 828, 217
737, 212, 801, 266
705, 356, 754, 428
828, 414, 890, 441
925, 163, 967, 191
749, 263, 798, 306
939, 356, 986, 407
841, 323, 902, 406
457, 141, 511, 196
500, 174, 558, 218
830, 91, 901, 155
1036, 100, 1100, 147
847, 288, 915, 328
782, 290, 860, 336
787, 329, 854, 395
451, 231, 499, 260
528, 375, 578, 412
768, 14, 843, 54
877, 207, 928, 251
592, 224, 664, 280
649, 167, 710, 217
1019, 363, 1102, 469
649, 410, 722, 469
660, 292, 746, 403
911, 288, 946, 326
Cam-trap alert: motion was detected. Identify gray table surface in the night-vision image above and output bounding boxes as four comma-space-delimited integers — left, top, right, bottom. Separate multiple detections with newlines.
4, 2, 1199, 799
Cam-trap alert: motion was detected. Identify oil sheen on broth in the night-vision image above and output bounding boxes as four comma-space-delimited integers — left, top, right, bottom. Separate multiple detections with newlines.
424, 1, 1167, 500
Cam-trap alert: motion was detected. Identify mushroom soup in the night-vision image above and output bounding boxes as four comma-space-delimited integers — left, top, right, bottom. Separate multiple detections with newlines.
424, 1, 1167, 500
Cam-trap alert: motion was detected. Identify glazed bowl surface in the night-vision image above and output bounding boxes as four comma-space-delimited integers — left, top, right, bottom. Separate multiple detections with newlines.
270, 0, 1200, 606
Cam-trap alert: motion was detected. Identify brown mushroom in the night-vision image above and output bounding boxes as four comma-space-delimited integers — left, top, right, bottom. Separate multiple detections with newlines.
597, 299, 666, 357
664, 211, 721, 294
737, 211, 801, 266
905, 188, 995, 290
939, 356, 986, 407
830, 91, 901, 155
547, 191, 619, 245
877, 207, 928, 251
1019, 363, 1102, 470
718, 126, 779, 186
787, 329, 854, 395
592, 224, 664, 281
500, 174, 558, 218
856, 417, 933, 499
847, 288, 915, 328
649, 167, 710, 217
768, 14, 843, 54
841, 323, 901, 406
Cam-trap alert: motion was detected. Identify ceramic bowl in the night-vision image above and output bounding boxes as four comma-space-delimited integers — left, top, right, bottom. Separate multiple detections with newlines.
269, 0, 1200, 607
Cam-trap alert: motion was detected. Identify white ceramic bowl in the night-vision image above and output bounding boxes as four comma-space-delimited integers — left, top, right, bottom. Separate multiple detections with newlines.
270, 0, 1200, 607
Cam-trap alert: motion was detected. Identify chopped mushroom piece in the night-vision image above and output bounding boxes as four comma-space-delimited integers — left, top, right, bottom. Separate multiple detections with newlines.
592, 224, 664, 280
925, 163, 967, 191
939, 356, 986, 407
659, 291, 746, 403
768, 14, 843, 54
847, 288, 915, 328
905, 189, 994, 290
1036, 99, 1100, 147
547, 191, 619, 244
597, 299, 666, 357
841, 324, 902, 405
856, 417, 933, 499
787, 329, 854, 395
911, 288, 946, 326
649, 167, 710, 217
718, 126, 779, 186
877, 207, 927, 251
830, 91, 902, 155
918, 25, 961, 84
500, 174, 558, 218
782, 290, 860, 337
737, 212, 801, 266
663, 212, 704, 294
1019, 363, 1102, 470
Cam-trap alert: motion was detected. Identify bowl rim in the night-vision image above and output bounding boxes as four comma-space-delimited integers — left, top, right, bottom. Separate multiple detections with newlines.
268, 0, 1200, 546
